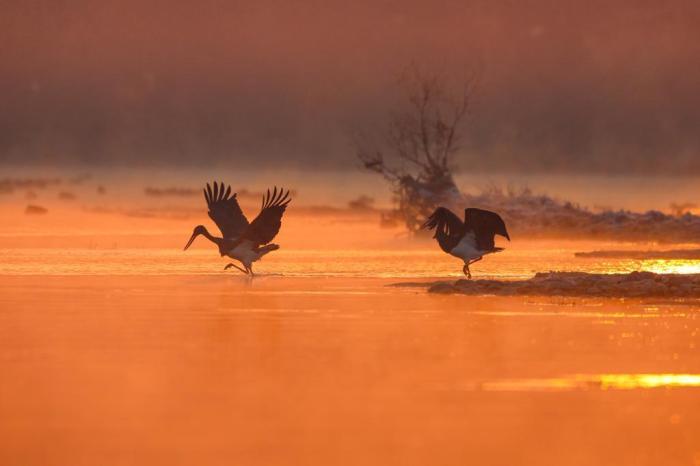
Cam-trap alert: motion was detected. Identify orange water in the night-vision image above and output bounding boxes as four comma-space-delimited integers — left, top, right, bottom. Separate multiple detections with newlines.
1, 273, 699, 465
3, 243, 700, 277
2, 192, 700, 465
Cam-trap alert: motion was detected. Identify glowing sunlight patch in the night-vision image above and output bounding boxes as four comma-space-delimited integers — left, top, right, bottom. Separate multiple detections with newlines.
642, 260, 700, 275
478, 374, 700, 392
597, 374, 700, 390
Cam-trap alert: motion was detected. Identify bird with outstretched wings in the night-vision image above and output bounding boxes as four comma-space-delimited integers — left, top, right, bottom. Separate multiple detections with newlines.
185, 181, 292, 275
204, 182, 291, 246
422, 205, 510, 278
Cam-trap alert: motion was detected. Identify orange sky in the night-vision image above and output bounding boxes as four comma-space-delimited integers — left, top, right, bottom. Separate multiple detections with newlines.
2, 0, 699, 172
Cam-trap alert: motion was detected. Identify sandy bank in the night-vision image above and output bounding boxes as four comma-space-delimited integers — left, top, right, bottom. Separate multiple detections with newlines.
398, 271, 700, 298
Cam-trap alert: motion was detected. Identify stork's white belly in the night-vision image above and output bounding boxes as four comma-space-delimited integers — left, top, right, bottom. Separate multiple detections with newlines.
226, 241, 260, 266
449, 233, 483, 262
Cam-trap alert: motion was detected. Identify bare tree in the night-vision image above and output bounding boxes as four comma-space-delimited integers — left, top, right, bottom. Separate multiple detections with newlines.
355, 65, 476, 232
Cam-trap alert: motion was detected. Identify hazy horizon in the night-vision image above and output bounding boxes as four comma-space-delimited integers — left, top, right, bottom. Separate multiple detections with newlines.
2, 0, 700, 173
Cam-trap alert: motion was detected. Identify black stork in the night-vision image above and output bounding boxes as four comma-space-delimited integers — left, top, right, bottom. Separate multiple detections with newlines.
184, 182, 291, 275
423, 207, 510, 279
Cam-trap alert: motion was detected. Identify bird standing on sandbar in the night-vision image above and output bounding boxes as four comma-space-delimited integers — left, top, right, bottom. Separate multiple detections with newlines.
184, 182, 291, 275
423, 207, 510, 278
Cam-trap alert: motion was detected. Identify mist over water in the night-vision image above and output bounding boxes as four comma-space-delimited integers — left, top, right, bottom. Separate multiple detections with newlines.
2, 0, 700, 172
4, 166, 700, 211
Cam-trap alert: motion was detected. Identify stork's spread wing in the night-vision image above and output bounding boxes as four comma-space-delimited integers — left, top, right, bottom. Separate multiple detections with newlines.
464, 208, 510, 251
204, 181, 249, 239
422, 207, 465, 253
241, 187, 291, 246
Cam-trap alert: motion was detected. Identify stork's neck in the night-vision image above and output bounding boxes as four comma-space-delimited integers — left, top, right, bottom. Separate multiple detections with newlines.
200, 227, 223, 247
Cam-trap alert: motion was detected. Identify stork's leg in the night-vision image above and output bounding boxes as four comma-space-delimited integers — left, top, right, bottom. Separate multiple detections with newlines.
463, 256, 483, 280
247, 264, 255, 277
224, 262, 248, 274
462, 263, 471, 279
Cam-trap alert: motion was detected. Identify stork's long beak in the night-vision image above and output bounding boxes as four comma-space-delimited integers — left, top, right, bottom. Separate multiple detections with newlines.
184, 232, 198, 250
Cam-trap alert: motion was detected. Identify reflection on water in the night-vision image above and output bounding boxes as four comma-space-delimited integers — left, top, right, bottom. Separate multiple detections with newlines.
3, 245, 700, 279
478, 373, 700, 392
642, 259, 700, 275
472, 310, 688, 319
598, 373, 700, 389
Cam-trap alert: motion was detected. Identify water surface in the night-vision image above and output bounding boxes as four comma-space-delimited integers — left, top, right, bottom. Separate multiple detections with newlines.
1, 256, 699, 465
1, 189, 700, 465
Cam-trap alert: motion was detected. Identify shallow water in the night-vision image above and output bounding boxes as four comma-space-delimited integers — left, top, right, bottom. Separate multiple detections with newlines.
1, 258, 700, 465
1, 191, 700, 465
3, 244, 700, 278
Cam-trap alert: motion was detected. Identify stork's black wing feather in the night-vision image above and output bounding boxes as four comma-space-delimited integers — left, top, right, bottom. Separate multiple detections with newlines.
241, 187, 291, 246
464, 208, 510, 251
422, 207, 465, 253
204, 181, 249, 239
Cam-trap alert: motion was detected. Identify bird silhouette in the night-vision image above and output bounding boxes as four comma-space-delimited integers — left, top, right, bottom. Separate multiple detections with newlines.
423, 207, 510, 278
184, 182, 291, 275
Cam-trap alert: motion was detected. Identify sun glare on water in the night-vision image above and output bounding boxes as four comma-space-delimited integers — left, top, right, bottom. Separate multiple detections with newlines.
598, 374, 700, 389
480, 374, 700, 392
642, 259, 700, 275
